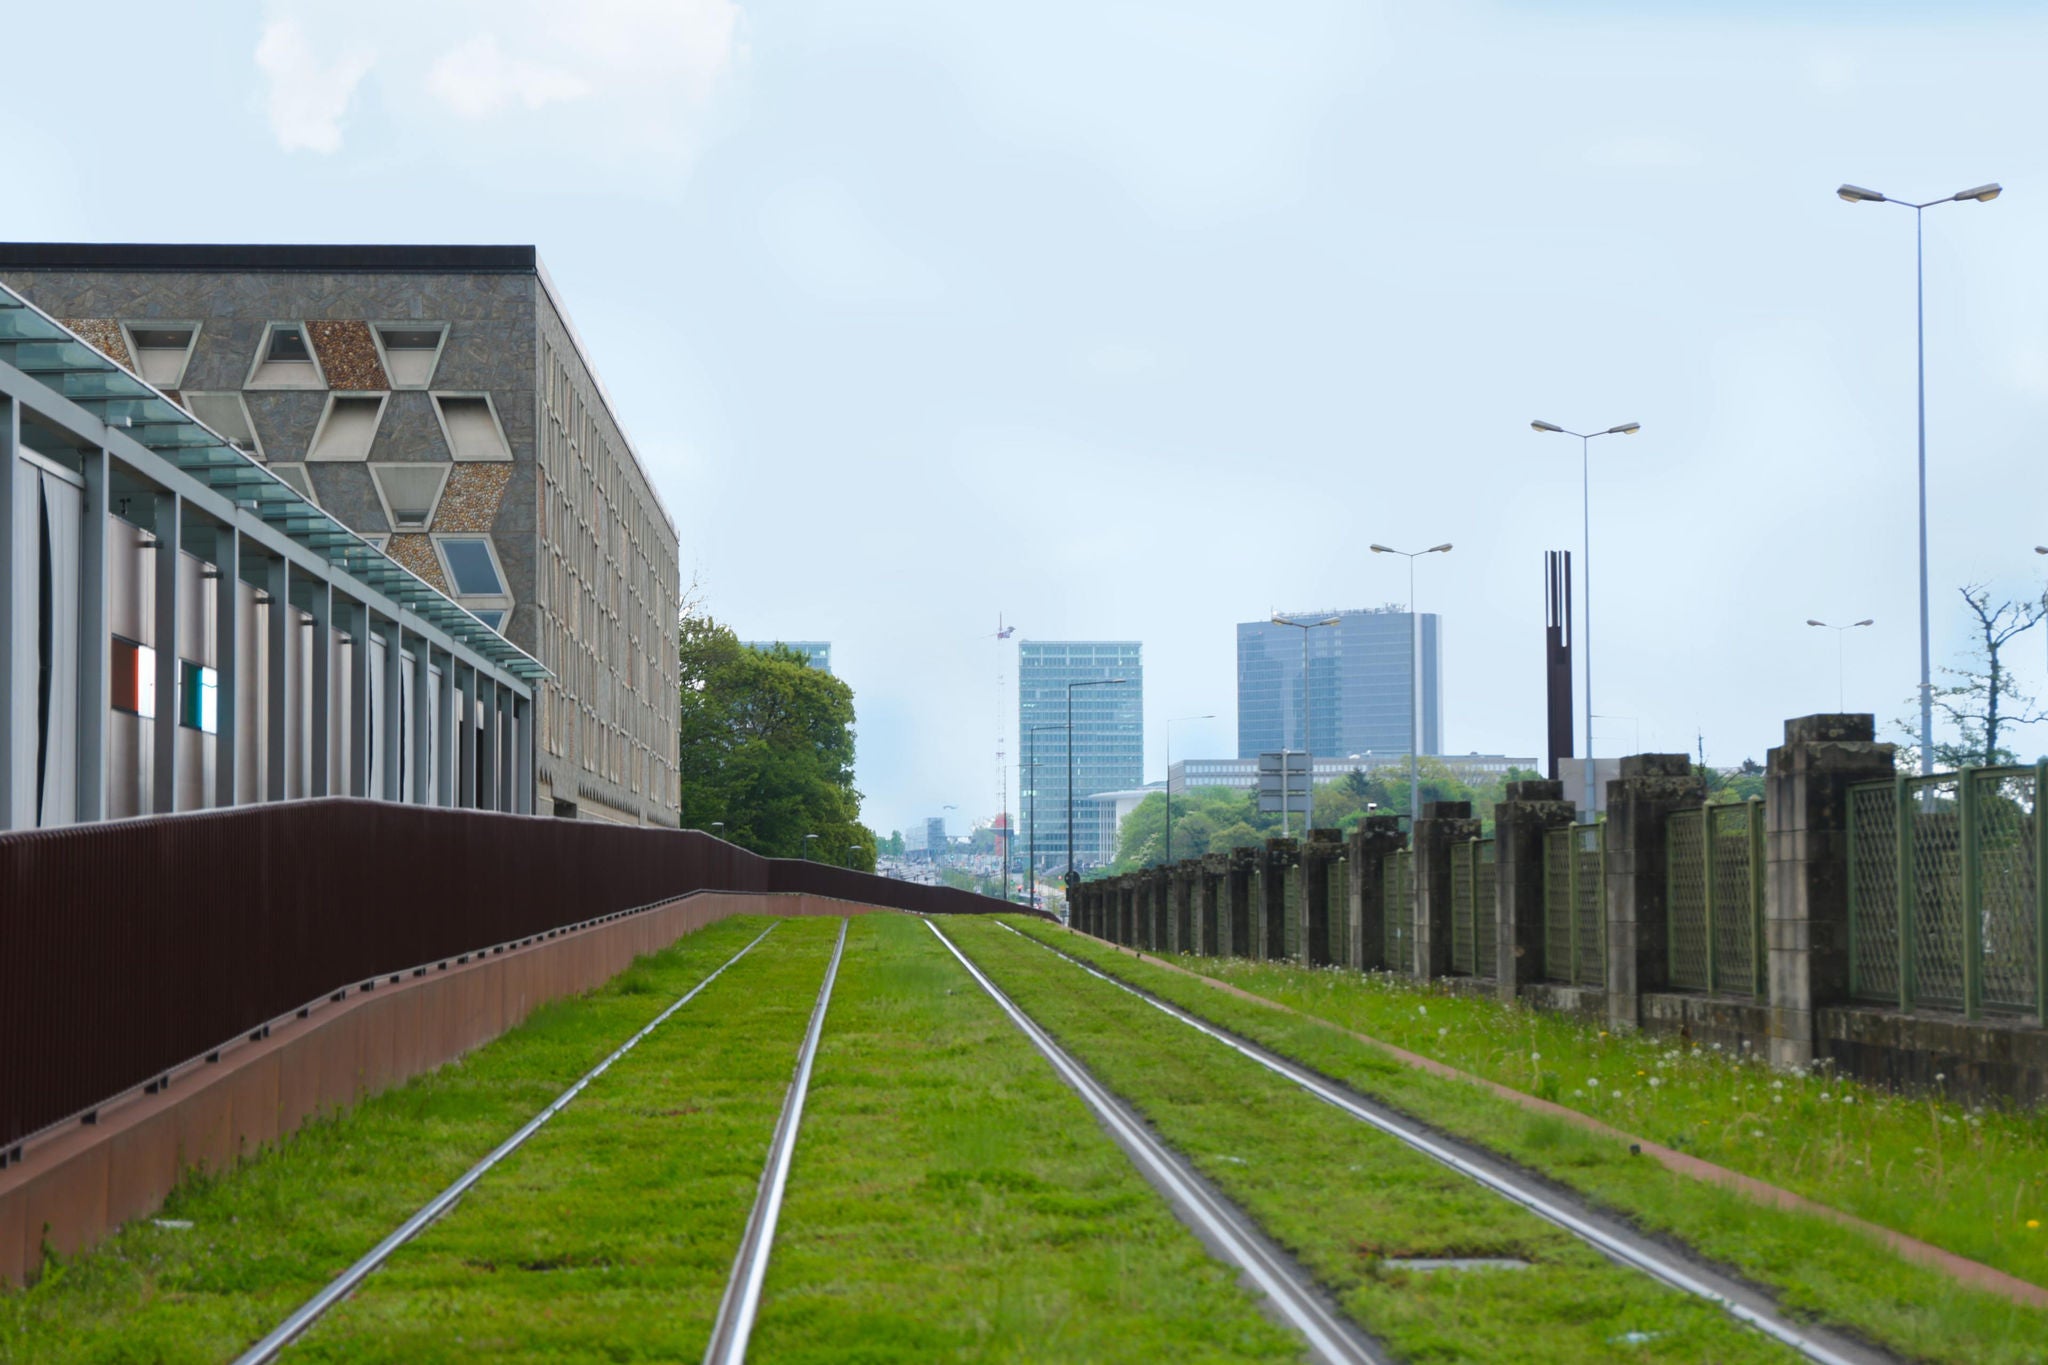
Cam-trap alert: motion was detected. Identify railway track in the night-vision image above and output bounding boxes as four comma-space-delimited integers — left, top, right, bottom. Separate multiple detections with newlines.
993, 921, 1892, 1365
232, 922, 782, 1365
701, 917, 849, 1365
926, 917, 1391, 1365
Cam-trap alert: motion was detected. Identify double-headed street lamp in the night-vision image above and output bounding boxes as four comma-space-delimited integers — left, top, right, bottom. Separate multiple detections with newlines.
1838, 180, 2001, 775
1164, 713, 1214, 864
1367, 546, 1451, 826
1806, 618, 1874, 711
1270, 617, 1339, 836
1067, 677, 1128, 887
1531, 420, 1639, 818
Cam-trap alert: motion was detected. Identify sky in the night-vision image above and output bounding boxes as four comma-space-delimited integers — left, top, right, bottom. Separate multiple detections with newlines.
11, 0, 2048, 838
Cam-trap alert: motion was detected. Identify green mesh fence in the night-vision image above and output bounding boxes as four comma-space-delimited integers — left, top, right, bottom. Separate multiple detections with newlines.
1384, 849, 1414, 972
1848, 781, 1900, 1002
1974, 769, 2039, 1012
1909, 775, 1966, 1009
1710, 802, 1762, 997
1543, 826, 1574, 983
1573, 824, 1605, 987
1475, 839, 1499, 978
1667, 813, 1709, 990
1450, 842, 1476, 974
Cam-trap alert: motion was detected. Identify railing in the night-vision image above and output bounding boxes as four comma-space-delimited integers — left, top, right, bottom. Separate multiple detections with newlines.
1383, 848, 1414, 971
1450, 837, 1497, 977
1848, 766, 2046, 1018
1542, 823, 1605, 987
0, 798, 1016, 1152
1666, 799, 1764, 997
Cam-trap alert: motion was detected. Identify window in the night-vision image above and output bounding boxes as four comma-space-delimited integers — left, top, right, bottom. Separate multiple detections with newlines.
179, 660, 218, 734
369, 464, 451, 529
360, 533, 389, 552
373, 324, 447, 388
121, 324, 198, 388
269, 462, 317, 503
432, 534, 513, 630
111, 638, 155, 718
470, 610, 507, 632
182, 392, 262, 459
246, 322, 325, 389
307, 393, 387, 462
432, 393, 512, 461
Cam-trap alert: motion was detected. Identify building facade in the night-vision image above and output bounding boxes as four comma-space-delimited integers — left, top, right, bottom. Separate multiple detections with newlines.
2, 282, 543, 830
1018, 640, 1142, 872
1169, 753, 1539, 796
0, 244, 680, 825
1237, 608, 1441, 762
742, 640, 831, 674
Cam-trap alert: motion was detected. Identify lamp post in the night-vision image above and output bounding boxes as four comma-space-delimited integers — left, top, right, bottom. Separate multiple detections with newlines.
1367, 545, 1451, 827
710, 821, 725, 839
802, 833, 819, 861
1805, 618, 1874, 712
1839, 180, 2000, 775
1269, 616, 1340, 835
847, 843, 863, 869
1531, 421, 1639, 818
1067, 677, 1128, 886
1025, 723, 1061, 909
1164, 713, 1215, 864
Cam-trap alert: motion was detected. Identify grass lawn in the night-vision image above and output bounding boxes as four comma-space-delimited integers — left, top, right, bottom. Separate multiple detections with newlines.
746, 914, 1301, 1364
0, 914, 782, 1365
1005, 915, 2048, 1363
286, 914, 845, 1362
946, 917, 1790, 1364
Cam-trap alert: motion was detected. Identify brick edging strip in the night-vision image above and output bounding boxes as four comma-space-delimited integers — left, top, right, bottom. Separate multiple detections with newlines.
1074, 932, 2048, 1310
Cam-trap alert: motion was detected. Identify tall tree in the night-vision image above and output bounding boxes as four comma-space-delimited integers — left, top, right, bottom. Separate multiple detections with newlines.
676, 611, 875, 869
1923, 585, 2047, 769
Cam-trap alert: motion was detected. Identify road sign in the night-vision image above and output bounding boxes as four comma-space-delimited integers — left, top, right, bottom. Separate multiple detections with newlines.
1256, 751, 1309, 814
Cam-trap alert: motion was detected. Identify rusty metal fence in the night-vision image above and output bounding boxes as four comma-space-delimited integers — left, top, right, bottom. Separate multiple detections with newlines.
0, 798, 1013, 1153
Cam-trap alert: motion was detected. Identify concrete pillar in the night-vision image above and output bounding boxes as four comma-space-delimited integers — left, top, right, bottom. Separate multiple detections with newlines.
380, 623, 402, 801
1345, 816, 1406, 971
75, 447, 109, 822
348, 601, 372, 797
1222, 847, 1256, 957
513, 692, 534, 813
1257, 838, 1299, 961
1605, 754, 1705, 1033
210, 528, 239, 809
1765, 715, 1896, 1070
457, 664, 477, 808
1494, 780, 1578, 1005
436, 651, 456, 807
264, 556, 291, 803
1169, 863, 1195, 954
410, 638, 431, 806
1194, 855, 1224, 955
1412, 802, 1480, 978
307, 580, 331, 797
1300, 830, 1344, 966
152, 491, 182, 814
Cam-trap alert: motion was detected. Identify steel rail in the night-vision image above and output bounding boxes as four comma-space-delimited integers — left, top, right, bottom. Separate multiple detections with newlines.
926, 918, 1387, 1365
998, 922, 1884, 1365
702, 917, 849, 1365
232, 922, 783, 1365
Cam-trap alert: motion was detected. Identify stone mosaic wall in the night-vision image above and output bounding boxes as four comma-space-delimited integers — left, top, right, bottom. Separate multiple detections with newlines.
60, 318, 133, 370
306, 319, 388, 390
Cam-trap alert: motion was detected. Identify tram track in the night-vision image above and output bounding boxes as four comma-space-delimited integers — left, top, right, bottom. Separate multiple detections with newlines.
925, 917, 1391, 1365
231, 922, 782, 1365
992, 920, 1892, 1365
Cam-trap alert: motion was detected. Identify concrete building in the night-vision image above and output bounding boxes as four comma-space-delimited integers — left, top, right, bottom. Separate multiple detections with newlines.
2, 281, 543, 829
1169, 752, 1540, 795
1079, 784, 1164, 865
1018, 640, 1142, 872
1237, 607, 1441, 762
743, 639, 831, 673
0, 243, 681, 826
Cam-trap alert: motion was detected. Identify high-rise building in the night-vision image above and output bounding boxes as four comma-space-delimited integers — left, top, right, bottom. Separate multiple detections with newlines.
1018, 640, 1142, 872
1237, 608, 1440, 762
0, 243, 682, 827
742, 640, 831, 674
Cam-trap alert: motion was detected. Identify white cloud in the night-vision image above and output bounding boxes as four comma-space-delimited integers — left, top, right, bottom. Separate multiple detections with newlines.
428, 35, 588, 119
254, 19, 374, 153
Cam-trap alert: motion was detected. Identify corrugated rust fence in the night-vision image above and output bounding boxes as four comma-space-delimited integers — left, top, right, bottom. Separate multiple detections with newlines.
0, 799, 1014, 1152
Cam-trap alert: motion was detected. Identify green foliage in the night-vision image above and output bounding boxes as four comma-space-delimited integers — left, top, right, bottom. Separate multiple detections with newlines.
677, 611, 874, 868
874, 830, 906, 858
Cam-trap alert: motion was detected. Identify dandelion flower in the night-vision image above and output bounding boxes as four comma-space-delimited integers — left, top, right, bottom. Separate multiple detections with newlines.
2028, 1220, 2041, 1230
1612, 1090, 1623, 1100
1531, 1052, 1542, 1061
1649, 1077, 1662, 1088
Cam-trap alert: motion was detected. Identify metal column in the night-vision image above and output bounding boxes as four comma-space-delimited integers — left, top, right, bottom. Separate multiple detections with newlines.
0, 396, 15, 829
436, 650, 456, 807
458, 664, 478, 809
348, 600, 371, 796
513, 694, 534, 814
308, 580, 331, 796
410, 634, 430, 804
477, 679, 498, 811
380, 620, 401, 801
213, 526, 239, 809
265, 556, 290, 802
152, 491, 182, 815
76, 446, 109, 821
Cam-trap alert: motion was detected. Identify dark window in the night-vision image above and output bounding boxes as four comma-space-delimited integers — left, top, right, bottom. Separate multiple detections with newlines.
267, 327, 311, 362
131, 327, 194, 351
380, 329, 441, 350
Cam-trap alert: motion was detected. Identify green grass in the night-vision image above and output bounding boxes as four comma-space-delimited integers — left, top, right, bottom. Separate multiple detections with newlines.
0, 914, 783, 1364
286, 914, 846, 1362
1006, 915, 2048, 1363
747, 914, 1302, 1364
946, 918, 1791, 1364
1174, 950, 2048, 1289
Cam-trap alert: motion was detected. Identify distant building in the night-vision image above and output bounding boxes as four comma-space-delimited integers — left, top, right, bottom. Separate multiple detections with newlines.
1019, 640, 1143, 872
743, 639, 831, 674
925, 815, 947, 855
1170, 753, 1539, 795
1079, 785, 1164, 865
1238, 608, 1441, 763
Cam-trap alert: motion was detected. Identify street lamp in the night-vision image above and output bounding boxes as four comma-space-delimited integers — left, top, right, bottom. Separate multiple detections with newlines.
803, 833, 819, 861
1269, 616, 1341, 836
1531, 420, 1639, 818
1839, 180, 2000, 775
1806, 618, 1875, 711
1067, 677, 1128, 887
710, 821, 725, 839
847, 843, 864, 869
1024, 723, 1062, 910
1164, 713, 1215, 865
1367, 546, 1452, 827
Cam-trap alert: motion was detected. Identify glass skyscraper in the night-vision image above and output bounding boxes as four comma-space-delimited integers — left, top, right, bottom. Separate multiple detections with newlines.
1018, 641, 1143, 873
1237, 609, 1440, 762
